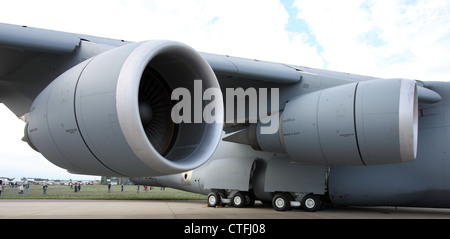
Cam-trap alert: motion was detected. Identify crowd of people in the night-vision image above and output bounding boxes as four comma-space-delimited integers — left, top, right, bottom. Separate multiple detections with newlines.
135, 184, 165, 193
0, 181, 165, 197
0, 181, 49, 196
69, 182, 81, 192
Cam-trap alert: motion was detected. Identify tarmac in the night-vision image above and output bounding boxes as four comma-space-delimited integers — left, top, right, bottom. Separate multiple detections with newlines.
2, 199, 450, 219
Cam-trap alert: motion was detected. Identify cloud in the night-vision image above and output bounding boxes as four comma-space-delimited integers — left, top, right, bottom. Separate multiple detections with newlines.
293, 0, 450, 81
0, 0, 324, 66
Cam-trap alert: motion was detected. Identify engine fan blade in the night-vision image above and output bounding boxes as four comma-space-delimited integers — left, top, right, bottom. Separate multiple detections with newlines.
139, 68, 177, 156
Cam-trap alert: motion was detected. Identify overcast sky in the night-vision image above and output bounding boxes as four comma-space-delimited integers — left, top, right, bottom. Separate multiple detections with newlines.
0, 0, 449, 180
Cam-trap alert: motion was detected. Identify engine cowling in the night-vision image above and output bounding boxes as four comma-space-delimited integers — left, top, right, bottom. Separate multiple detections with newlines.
26, 40, 224, 177
254, 78, 418, 165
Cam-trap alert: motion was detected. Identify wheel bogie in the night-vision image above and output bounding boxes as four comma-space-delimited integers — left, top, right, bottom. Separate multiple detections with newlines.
270, 192, 324, 212
207, 190, 256, 208
208, 190, 325, 212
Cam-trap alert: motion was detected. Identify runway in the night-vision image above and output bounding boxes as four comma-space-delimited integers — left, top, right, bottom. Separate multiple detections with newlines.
1, 199, 450, 219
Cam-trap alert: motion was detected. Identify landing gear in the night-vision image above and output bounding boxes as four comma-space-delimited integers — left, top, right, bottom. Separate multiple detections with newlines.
207, 190, 256, 208
271, 192, 324, 212
208, 190, 325, 212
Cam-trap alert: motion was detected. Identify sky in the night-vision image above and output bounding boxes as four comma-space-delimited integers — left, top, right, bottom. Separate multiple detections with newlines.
0, 0, 449, 180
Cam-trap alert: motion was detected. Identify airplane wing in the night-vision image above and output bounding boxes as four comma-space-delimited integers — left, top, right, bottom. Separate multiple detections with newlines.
0, 22, 439, 116
0, 23, 303, 117
0, 23, 133, 116
0, 23, 441, 178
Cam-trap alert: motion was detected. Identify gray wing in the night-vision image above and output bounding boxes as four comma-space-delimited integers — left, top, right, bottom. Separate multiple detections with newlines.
0, 23, 128, 116
0, 22, 439, 117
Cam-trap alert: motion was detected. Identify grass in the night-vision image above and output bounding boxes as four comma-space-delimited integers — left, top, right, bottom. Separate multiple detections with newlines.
0, 184, 207, 200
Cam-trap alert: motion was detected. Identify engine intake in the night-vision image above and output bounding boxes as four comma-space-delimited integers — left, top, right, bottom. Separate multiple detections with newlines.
27, 40, 223, 176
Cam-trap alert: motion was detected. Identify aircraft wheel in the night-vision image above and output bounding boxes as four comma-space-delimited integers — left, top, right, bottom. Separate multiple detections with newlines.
302, 194, 321, 212
207, 192, 221, 207
272, 193, 292, 211
231, 192, 246, 208
245, 192, 256, 208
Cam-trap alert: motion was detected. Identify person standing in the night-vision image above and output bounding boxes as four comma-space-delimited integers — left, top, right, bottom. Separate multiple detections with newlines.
43, 184, 48, 194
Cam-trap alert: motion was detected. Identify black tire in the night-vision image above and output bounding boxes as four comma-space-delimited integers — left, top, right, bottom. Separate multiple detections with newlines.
231, 192, 246, 208
272, 193, 292, 211
245, 192, 256, 208
207, 192, 220, 207
301, 194, 321, 212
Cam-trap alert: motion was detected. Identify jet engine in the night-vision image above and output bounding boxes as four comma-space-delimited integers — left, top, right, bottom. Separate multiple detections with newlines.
230, 78, 418, 165
25, 40, 224, 177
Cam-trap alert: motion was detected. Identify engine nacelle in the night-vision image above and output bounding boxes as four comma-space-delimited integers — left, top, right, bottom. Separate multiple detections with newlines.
27, 40, 223, 177
255, 78, 418, 165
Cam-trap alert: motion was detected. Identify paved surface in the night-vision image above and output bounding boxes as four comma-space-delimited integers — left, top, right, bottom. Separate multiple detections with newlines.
1, 199, 450, 219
